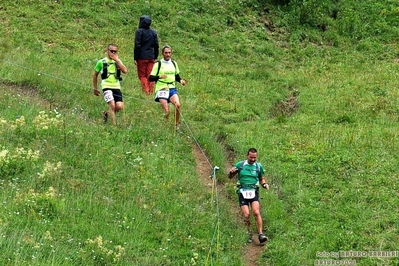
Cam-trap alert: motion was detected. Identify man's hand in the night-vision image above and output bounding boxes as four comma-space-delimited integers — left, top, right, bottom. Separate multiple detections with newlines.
228, 167, 237, 178
262, 183, 270, 190
109, 52, 119, 61
93, 88, 100, 96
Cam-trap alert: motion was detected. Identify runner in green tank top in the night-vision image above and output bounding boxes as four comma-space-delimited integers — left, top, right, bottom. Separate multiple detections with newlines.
228, 148, 270, 244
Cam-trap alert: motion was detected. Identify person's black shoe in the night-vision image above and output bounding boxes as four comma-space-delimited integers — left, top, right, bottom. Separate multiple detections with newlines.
102, 111, 108, 123
258, 233, 268, 243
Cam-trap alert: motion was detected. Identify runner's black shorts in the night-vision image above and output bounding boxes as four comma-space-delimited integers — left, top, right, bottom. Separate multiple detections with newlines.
238, 191, 260, 207
102, 88, 123, 102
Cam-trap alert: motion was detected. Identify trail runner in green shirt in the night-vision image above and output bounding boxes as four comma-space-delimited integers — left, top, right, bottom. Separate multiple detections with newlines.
228, 147, 270, 244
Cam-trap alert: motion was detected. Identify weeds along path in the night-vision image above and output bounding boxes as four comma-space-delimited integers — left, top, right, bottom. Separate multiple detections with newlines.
192, 145, 266, 266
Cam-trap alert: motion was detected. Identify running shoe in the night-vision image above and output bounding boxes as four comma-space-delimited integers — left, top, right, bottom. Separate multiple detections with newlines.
258, 233, 268, 243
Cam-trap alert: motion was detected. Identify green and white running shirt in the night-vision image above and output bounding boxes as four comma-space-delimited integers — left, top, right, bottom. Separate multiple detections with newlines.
234, 160, 265, 188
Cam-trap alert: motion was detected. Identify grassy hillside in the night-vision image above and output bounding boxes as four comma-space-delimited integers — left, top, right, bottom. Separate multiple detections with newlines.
2, 0, 399, 265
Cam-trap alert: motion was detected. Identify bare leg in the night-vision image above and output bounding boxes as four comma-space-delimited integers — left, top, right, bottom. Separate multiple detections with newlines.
114, 102, 124, 125
159, 99, 170, 120
251, 201, 263, 234
107, 100, 116, 125
115, 102, 124, 112
240, 205, 251, 233
169, 94, 181, 126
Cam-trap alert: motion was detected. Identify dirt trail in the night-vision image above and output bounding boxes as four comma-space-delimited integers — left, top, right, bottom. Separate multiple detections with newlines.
192, 145, 266, 266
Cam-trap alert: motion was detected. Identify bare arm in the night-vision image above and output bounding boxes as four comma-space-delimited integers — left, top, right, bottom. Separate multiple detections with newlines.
93, 71, 100, 96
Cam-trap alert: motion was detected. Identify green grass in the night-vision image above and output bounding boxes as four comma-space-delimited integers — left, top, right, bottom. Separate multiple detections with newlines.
2, 0, 399, 265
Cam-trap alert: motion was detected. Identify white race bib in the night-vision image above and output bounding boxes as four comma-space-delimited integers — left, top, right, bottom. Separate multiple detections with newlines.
240, 188, 256, 199
156, 89, 170, 100
103, 90, 114, 102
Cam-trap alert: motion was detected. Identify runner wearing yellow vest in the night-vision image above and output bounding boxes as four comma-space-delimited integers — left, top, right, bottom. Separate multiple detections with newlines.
149, 45, 186, 130
93, 44, 128, 125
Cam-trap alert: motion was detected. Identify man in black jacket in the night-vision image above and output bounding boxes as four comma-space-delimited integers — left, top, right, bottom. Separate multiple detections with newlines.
134, 15, 159, 95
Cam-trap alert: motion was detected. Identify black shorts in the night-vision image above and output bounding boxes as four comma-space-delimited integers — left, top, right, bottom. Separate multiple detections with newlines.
103, 88, 123, 102
238, 190, 260, 207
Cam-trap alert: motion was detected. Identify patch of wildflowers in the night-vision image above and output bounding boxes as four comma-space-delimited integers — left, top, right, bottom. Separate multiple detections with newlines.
0, 146, 40, 177
80, 236, 125, 264
37, 161, 62, 179
33, 111, 62, 130
15, 187, 60, 220
13, 115, 26, 128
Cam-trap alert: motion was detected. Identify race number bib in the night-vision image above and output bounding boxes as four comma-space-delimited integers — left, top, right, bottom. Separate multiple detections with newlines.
239, 188, 256, 199
156, 89, 170, 100
103, 90, 114, 103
